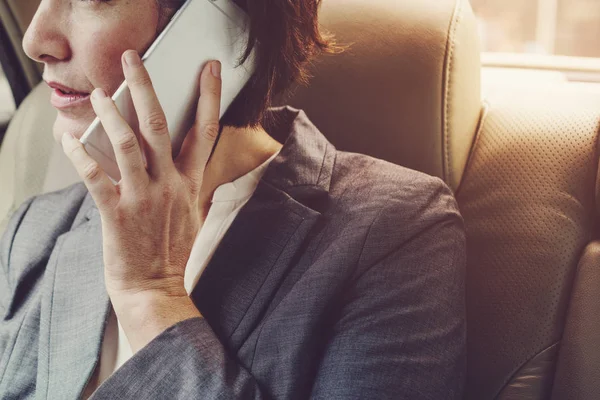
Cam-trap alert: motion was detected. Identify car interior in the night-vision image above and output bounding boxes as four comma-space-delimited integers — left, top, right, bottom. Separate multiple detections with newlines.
1, 0, 600, 398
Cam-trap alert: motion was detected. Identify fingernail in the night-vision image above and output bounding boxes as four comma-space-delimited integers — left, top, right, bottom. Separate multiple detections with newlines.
93, 88, 107, 99
125, 50, 141, 67
211, 61, 221, 78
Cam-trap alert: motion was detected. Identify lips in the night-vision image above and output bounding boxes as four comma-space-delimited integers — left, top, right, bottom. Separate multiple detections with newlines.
50, 89, 91, 109
46, 81, 91, 110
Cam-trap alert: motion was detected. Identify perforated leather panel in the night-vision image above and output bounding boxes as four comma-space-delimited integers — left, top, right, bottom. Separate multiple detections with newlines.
458, 93, 600, 399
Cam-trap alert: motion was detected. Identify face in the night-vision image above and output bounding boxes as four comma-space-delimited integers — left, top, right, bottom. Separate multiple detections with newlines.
23, 0, 171, 143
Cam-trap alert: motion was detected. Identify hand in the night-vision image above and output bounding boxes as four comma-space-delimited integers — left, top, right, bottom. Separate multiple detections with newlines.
61, 50, 222, 305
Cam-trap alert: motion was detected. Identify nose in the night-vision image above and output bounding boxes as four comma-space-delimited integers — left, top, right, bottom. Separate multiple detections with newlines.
22, 0, 70, 64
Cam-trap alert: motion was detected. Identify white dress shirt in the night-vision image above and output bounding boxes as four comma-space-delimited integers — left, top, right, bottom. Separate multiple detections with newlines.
83, 150, 280, 397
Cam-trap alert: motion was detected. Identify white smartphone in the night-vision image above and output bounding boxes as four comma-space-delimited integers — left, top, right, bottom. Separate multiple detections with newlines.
79, 0, 255, 183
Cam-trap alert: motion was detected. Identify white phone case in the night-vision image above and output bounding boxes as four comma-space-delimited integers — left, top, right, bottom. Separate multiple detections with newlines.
79, 0, 255, 183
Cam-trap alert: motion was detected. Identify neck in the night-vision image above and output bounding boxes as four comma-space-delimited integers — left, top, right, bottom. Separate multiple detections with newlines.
197, 124, 283, 216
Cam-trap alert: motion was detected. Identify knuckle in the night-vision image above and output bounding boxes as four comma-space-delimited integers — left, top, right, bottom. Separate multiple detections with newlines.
66, 143, 83, 157
160, 184, 176, 203
82, 161, 102, 181
144, 112, 168, 133
178, 169, 200, 196
97, 194, 116, 210
116, 132, 139, 154
137, 196, 153, 214
187, 176, 201, 197
113, 206, 128, 225
199, 122, 220, 141
122, 194, 152, 214
206, 85, 220, 98
131, 73, 152, 88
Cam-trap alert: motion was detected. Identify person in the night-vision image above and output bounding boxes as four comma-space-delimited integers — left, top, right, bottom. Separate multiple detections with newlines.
0, 0, 466, 398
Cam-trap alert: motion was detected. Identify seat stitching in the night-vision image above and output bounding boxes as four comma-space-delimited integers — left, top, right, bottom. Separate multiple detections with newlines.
454, 101, 490, 197
442, 0, 464, 186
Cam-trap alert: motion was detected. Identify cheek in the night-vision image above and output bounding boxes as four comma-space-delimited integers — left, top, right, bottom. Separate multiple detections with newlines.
84, 32, 127, 92
82, 32, 126, 90
77, 23, 158, 94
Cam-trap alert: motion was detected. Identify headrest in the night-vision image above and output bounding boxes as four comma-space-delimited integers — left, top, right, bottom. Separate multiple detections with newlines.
282, 0, 482, 190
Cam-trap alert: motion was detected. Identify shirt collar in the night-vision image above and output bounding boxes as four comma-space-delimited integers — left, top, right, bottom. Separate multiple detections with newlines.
211, 149, 281, 203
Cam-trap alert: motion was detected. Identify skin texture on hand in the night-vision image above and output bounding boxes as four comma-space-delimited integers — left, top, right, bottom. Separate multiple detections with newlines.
61, 49, 222, 352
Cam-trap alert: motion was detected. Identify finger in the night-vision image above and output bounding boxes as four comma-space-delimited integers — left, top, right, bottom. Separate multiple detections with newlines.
175, 61, 222, 186
122, 50, 174, 179
90, 87, 149, 188
61, 132, 118, 210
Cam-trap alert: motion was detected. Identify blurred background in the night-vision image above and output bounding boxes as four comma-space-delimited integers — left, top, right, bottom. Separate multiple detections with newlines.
0, 63, 14, 124
471, 0, 600, 57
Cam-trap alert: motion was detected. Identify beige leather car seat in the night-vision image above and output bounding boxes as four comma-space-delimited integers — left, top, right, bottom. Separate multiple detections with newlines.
1, 0, 600, 399
281, 2, 600, 396
460, 81, 600, 400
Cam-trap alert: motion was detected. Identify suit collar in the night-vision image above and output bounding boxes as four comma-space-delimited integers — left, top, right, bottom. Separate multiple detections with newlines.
191, 105, 336, 349
54, 106, 334, 397
261, 106, 335, 195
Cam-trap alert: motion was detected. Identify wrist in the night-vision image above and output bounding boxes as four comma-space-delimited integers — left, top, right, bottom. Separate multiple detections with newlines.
112, 291, 202, 353
106, 275, 188, 300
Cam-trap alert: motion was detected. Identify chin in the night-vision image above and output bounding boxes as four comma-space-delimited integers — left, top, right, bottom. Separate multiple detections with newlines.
52, 112, 95, 143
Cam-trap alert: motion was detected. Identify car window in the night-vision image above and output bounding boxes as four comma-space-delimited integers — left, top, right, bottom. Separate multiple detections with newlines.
471, 0, 600, 58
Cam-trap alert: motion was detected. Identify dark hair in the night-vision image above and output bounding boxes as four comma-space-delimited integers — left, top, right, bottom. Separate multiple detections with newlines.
160, 0, 340, 128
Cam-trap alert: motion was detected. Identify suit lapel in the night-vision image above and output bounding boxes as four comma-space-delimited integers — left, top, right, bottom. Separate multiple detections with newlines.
191, 106, 336, 350
41, 195, 111, 400
191, 181, 322, 350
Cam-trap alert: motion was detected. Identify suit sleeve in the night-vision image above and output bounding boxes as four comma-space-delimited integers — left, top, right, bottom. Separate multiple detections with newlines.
89, 316, 269, 399
90, 179, 466, 400
310, 178, 467, 399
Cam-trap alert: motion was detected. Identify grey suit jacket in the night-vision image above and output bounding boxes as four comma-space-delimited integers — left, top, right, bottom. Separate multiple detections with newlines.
0, 106, 466, 399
